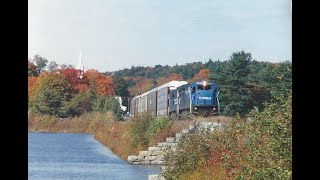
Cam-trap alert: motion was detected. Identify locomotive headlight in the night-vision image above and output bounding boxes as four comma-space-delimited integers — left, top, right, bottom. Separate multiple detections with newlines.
213, 108, 216, 110
203, 80, 207, 86
194, 107, 197, 110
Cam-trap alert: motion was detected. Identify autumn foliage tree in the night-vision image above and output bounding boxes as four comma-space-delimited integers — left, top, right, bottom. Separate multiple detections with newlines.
61, 68, 80, 87
29, 72, 73, 116
128, 78, 154, 97
28, 59, 38, 77
28, 76, 38, 103
74, 83, 90, 93
28, 58, 120, 117
28, 51, 291, 117
83, 69, 114, 96
191, 68, 211, 82
59, 68, 90, 93
96, 76, 114, 96
156, 73, 184, 86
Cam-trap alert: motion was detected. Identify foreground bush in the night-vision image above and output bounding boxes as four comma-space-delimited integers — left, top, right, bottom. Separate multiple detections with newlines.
92, 95, 123, 119
148, 116, 172, 134
128, 113, 193, 150
163, 93, 292, 179
129, 113, 153, 149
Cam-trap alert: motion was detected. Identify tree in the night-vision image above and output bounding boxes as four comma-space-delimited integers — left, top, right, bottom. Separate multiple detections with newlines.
84, 69, 102, 81
74, 83, 90, 93
83, 69, 115, 96
28, 59, 38, 77
62, 91, 93, 117
113, 76, 129, 107
33, 55, 48, 74
255, 61, 292, 97
29, 72, 73, 117
96, 75, 115, 96
28, 76, 38, 104
128, 78, 154, 97
191, 69, 211, 82
92, 95, 122, 119
61, 68, 81, 92
113, 76, 129, 97
47, 61, 59, 72
60, 64, 74, 70
60, 68, 90, 93
215, 51, 253, 116
156, 73, 184, 86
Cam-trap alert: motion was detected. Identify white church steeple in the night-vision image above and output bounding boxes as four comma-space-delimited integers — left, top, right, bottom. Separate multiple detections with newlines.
78, 50, 84, 79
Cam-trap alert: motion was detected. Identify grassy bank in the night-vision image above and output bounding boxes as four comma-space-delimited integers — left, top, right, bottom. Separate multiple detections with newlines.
28, 112, 228, 160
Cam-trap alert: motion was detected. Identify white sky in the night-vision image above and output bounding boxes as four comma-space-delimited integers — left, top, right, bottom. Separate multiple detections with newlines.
28, 0, 292, 72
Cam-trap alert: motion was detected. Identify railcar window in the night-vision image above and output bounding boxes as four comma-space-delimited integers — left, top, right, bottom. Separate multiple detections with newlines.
197, 85, 212, 90
191, 87, 195, 93
197, 85, 204, 90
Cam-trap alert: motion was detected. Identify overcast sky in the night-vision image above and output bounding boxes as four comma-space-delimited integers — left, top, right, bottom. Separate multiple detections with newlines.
28, 0, 291, 72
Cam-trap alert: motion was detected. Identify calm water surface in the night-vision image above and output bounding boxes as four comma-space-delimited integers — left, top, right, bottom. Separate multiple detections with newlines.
28, 132, 161, 180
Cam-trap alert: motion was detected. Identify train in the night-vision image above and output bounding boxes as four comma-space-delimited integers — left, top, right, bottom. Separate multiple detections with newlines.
129, 80, 220, 119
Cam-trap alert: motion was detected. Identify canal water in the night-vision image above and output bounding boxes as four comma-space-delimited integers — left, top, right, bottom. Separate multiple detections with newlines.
28, 132, 161, 180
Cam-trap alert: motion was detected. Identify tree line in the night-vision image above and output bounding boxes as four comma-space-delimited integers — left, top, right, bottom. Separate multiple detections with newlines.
28, 51, 291, 118
107, 51, 291, 116
28, 56, 121, 118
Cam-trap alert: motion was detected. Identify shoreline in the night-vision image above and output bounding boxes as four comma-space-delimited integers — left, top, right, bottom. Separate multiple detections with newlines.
28, 113, 135, 160
28, 113, 230, 161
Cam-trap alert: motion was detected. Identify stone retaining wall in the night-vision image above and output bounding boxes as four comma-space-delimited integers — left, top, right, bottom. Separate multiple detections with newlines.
128, 121, 224, 165
127, 121, 225, 180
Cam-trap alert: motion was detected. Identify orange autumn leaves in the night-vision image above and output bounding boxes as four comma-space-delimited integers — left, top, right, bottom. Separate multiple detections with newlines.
156, 73, 184, 85
84, 69, 114, 96
28, 64, 212, 100
28, 76, 38, 101
28, 68, 115, 102
191, 69, 211, 82
128, 78, 154, 97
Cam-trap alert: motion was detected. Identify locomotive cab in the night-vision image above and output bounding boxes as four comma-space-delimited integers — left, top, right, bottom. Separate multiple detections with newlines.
190, 80, 219, 116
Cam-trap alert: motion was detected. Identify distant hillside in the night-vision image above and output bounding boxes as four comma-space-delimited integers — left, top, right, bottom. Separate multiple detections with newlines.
104, 51, 291, 116
29, 51, 291, 117
104, 60, 221, 97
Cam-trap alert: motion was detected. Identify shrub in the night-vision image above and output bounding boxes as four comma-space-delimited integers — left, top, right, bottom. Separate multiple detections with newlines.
92, 95, 122, 120
163, 92, 292, 179
148, 116, 172, 134
87, 111, 117, 133
236, 92, 292, 179
163, 132, 212, 180
36, 115, 57, 131
129, 113, 153, 149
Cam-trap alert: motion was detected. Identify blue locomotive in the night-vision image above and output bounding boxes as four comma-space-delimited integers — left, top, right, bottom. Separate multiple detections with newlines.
129, 80, 220, 119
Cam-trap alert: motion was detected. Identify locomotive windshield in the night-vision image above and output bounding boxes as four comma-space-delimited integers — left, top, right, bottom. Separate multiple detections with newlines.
197, 85, 212, 90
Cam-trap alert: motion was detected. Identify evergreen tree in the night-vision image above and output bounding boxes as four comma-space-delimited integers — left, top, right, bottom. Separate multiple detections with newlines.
215, 51, 253, 116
